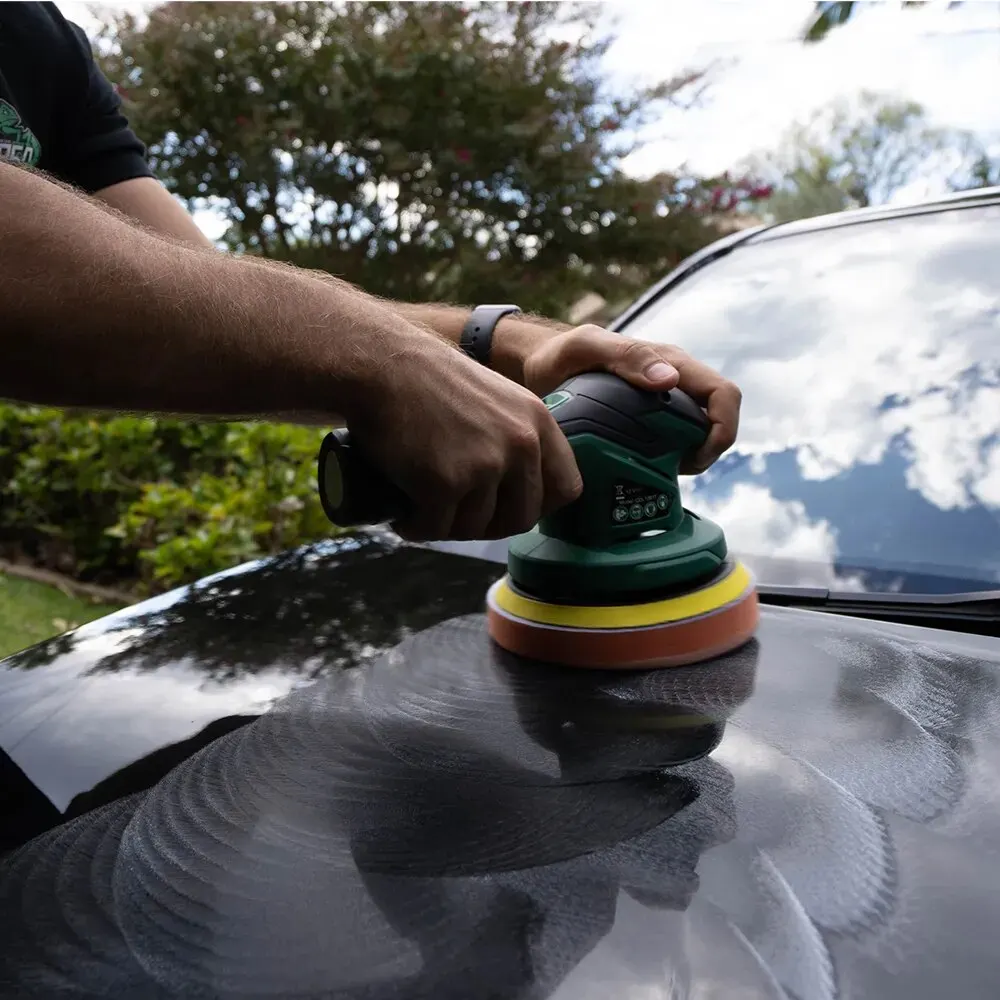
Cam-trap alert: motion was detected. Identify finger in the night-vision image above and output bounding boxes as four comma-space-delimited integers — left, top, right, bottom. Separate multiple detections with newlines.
606, 337, 681, 391
449, 482, 499, 541
682, 422, 733, 475
526, 326, 680, 396
537, 411, 583, 517
394, 496, 459, 542
487, 445, 543, 539
671, 360, 742, 473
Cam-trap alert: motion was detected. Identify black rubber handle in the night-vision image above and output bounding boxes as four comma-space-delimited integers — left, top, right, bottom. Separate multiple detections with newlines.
317, 429, 410, 527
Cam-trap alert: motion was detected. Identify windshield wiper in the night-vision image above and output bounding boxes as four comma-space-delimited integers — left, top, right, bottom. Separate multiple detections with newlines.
757, 586, 1000, 637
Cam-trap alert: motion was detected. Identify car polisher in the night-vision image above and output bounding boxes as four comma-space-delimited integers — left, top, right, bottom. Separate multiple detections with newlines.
317, 371, 759, 670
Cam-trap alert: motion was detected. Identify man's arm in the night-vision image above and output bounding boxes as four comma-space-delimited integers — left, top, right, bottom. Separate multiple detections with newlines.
0, 161, 401, 420
47, 9, 739, 471
0, 161, 585, 542
377, 300, 741, 472
95, 176, 216, 249
391, 303, 569, 385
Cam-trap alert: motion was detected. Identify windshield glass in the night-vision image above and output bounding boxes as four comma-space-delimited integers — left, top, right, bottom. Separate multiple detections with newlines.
620, 203, 1000, 595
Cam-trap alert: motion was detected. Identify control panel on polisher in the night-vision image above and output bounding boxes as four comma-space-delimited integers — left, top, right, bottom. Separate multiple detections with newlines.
541, 372, 710, 548
610, 481, 672, 527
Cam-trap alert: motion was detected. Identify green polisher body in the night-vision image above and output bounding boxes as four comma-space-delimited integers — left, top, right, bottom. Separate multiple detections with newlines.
490, 373, 758, 668
507, 372, 728, 605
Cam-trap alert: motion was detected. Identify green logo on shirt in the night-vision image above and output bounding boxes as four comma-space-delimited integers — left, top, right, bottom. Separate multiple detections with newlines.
0, 99, 40, 165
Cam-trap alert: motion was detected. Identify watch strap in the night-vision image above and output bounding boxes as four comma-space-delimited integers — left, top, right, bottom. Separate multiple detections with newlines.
459, 304, 521, 366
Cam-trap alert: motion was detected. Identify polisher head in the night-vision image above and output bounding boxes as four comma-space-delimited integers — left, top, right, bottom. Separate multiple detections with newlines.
486, 559, 759, 670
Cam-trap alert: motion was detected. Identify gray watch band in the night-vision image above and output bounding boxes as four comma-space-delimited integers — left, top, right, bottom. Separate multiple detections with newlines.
459, 304, 521, 366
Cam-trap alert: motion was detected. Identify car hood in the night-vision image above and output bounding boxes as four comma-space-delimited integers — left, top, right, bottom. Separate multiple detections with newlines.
2, 531, 1000, 999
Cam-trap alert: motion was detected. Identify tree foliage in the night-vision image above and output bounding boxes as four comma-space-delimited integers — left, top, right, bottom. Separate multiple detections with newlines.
744, 90, 988, 223
95, 0, 755, 317
0, 405, 334, 594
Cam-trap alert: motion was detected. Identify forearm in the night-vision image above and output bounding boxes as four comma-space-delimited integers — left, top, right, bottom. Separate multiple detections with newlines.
391, 302, 571, 384
94, 177, 217, 250
0, 164, 422, 422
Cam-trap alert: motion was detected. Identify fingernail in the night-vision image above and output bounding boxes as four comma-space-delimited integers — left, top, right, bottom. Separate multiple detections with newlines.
644, 362, 677, 383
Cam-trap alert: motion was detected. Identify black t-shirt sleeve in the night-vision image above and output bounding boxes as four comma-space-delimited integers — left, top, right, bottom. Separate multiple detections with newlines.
52, 15, 154, 193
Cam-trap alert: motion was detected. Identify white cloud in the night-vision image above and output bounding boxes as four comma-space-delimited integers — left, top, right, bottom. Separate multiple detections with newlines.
679, 480, 865, 589
604, 0, 1000, 180
627, 201, 1000, 515
890, 380, 1000, 511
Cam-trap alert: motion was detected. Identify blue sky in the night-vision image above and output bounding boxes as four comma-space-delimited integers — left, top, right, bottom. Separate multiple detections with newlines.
60, 0, 1000, 196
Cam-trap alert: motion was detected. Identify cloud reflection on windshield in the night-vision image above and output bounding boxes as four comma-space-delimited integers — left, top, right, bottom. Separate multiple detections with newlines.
680, 479, 864, 590
626, 203, 1000, 590
630, 206, 1000, 508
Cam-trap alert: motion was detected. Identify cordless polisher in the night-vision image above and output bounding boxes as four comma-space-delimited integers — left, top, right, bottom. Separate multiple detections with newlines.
318, 372, 759, 670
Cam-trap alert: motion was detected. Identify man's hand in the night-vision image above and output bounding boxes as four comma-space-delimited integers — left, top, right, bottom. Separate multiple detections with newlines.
508, 324, 742, 475
346, 332, 582, 542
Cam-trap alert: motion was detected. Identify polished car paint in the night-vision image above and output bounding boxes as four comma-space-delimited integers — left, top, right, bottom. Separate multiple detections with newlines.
1, 534, 999, 998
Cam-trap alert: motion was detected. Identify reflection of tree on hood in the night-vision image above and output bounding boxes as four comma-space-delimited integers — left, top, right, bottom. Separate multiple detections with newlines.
5, 534, 504, 680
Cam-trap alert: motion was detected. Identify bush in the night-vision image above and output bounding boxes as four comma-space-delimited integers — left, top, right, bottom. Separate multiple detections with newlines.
0, 405, 340, 593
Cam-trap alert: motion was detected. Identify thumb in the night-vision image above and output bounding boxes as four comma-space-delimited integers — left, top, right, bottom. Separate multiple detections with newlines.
609, 341, 680, 391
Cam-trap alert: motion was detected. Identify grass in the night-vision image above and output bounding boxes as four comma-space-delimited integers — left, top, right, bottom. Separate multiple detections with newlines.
0, 573, 122, 661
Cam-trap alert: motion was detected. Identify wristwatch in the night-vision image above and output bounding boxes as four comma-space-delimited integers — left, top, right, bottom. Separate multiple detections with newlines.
459, 304, 521, 366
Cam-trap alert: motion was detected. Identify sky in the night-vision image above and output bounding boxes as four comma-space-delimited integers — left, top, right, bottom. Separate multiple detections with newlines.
57, 0, 1000, 192
604, 0, 1000, 184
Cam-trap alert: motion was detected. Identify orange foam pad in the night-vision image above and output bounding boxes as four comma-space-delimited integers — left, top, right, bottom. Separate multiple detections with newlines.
487, 589, 759, 670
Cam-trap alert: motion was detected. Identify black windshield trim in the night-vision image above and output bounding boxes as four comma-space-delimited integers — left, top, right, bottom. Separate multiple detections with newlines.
758, 587, 1000, 637
758, 585, 1000, 607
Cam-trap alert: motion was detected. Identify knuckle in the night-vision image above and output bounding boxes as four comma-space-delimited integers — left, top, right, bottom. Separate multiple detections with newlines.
432, 464, 465, 495
508, 420, 542, 457
716, 426, 737, 449
615, 337, 655, 364
475, 450, 506, 484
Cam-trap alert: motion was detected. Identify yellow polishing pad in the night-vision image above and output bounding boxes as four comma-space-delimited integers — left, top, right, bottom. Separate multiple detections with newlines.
489, 560, 754, 630
485, 560, 760, 670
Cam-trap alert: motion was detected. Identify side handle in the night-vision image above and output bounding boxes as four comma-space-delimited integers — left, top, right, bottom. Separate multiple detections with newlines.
317, 430, 411, 528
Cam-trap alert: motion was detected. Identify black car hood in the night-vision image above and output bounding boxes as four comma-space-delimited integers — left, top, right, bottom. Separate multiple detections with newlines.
2, 532, 1000, 999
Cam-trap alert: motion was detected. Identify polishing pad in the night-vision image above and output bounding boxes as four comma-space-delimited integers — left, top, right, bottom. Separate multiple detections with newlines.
486, 559, 760, 669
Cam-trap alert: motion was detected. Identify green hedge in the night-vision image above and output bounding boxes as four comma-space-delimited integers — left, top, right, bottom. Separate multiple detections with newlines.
0, 405, 340, 594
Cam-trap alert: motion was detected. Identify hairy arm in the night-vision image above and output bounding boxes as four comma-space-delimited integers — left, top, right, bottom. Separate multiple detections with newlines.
95, 176, 217, 250
0, 163, 432, 423
88, 180, 561, 382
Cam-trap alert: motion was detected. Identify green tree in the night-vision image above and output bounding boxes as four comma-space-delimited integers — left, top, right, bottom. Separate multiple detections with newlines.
95, 0, 747, 318
968, 149, 1000, 188
744, 90, 986, 223
802, 1, 965, 43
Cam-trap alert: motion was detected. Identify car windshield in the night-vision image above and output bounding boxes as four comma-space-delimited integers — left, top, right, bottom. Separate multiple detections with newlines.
620, 202, 1000, 596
